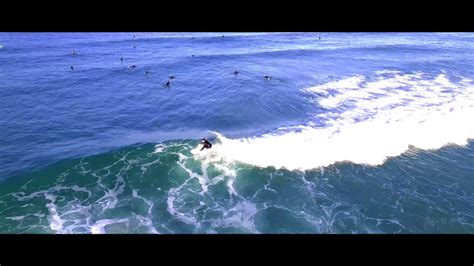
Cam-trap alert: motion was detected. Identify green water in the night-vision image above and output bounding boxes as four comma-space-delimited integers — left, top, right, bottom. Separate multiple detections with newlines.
0, 140, 473, 233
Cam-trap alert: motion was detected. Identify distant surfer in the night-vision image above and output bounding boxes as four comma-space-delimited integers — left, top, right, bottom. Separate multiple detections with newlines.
145, 70, 149, 75
233, 70, 239, 75
165, 80, 170, 87
133, 45, 136, 49
200, 138, 212, 151
120, 57, 123, 63
70, 65, 74, 71
169, 75, 175, 79
129, 65, 136, 68
192, 54, 195, 57
72, 49, 76, 55
264, 75, 271, 80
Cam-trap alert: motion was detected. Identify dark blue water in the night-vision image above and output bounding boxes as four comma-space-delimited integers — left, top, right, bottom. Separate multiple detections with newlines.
0, 33, 473, 233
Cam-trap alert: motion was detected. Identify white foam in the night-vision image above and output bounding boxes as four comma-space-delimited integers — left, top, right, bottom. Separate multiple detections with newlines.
375, 70, 402, 75
90, 219, 129, 234
211, 201, 257, 232
210, 71, 474, 170
132, 189, 159, 234
70, 185, 92, 198
306, 75, 365, 95
96, 175, 126, 211
45, 193, 65, 233
153, 144, 166, 153
166, 177, 201, 228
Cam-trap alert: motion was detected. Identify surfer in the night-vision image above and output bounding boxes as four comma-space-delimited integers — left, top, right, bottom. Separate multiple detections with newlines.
165, 80, 170, 87
234, 70, 239, 75
200, 138, 212, 151
264, 75, 271, 80
129, 65, 136, 68
72, 49, 76, 55
169, 75, 175, 79
145, 70, 149, 75
120, 57, 123, 63
70, 65, 74, 71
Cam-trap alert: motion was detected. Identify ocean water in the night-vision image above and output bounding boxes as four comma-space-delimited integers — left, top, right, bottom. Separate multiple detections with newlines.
0, 32, 473, 233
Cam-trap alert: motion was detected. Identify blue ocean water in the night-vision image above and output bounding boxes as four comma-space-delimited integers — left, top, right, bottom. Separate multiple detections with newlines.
0, 32, 473, 233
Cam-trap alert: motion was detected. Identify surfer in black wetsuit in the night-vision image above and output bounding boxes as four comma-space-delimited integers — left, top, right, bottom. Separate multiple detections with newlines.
120, 57, 123, 63
264, 75, 271, 80
165, 80, 170, 87
234, 70, 239, 75
200, 138, 212, 151
70, 65, 74, 71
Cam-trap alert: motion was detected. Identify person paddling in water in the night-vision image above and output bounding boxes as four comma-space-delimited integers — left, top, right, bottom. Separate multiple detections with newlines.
200, 138, 212, 151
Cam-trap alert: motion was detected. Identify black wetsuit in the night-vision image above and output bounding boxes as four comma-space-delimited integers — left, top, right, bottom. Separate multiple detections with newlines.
201, 139, 212, 151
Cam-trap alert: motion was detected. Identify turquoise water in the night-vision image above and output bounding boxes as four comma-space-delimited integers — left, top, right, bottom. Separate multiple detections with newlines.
0, 33, 473, 233
1, 140, 473, 233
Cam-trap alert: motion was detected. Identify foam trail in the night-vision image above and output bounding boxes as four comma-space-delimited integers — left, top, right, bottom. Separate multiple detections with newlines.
210, 71, 474, 170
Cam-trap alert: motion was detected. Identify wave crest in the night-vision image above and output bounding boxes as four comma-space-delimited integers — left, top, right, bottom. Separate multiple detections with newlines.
209, 71, 474, 170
